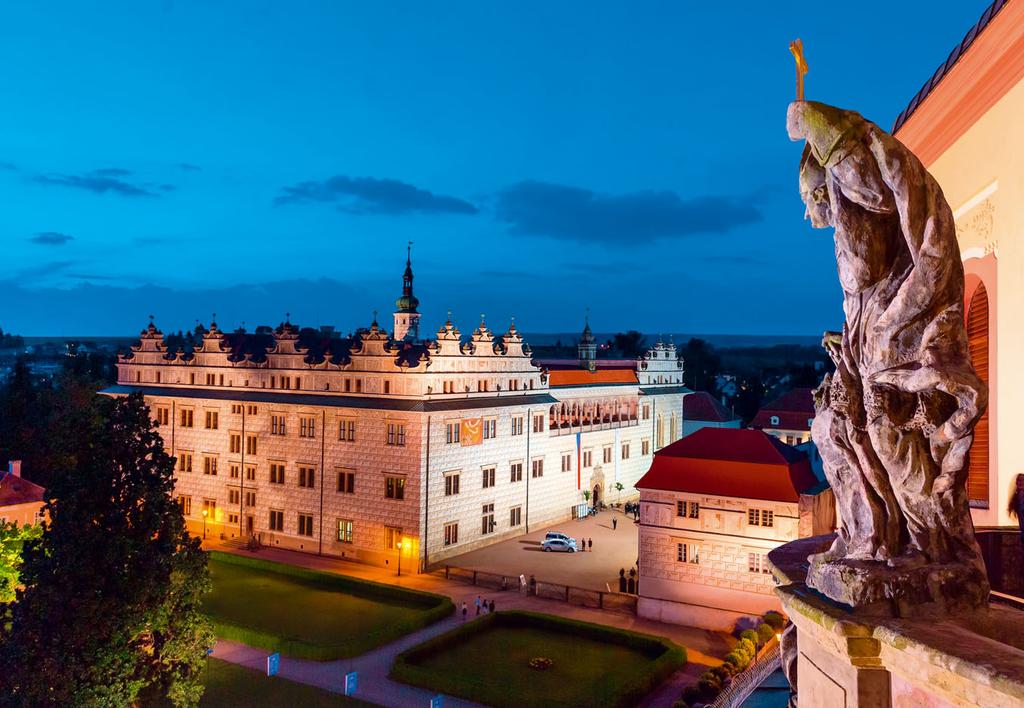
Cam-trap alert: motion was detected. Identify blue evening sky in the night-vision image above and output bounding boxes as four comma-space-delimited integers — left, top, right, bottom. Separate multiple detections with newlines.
0, 1, 990, 336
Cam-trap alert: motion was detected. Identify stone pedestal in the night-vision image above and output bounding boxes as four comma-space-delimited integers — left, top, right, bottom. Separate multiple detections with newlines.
770, 536, 1024, 708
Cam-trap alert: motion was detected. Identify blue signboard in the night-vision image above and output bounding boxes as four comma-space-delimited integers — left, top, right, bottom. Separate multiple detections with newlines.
430, 695, 444, 708
267, 652, 280, 677
344, 671, 358, 696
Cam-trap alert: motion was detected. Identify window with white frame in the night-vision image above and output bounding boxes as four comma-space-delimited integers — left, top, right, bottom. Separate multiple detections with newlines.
444, 522, 458, 547
445, 472, 460, 496
511, 415, 524, 436
676, 542, 700, 564
483, 418, 496, 440
582, 450, 592, 467
748, 508, 774, 527
387, 422, 406, 446
531, 459, 544, 478
337, 519, 353, 543
446, 422, 460, 444
338, 418, 356, 442
271, 414, 286, 436
561, 452, 572, 473
482, 466, 495, 489
510, 461, 523, 483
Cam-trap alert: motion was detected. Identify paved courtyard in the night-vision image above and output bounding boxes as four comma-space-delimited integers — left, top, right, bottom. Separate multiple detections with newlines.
441, 506, 640, 591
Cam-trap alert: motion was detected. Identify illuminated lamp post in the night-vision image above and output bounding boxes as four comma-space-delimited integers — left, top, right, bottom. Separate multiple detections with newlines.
202, 508, 208, 540
396, 541, 403, 577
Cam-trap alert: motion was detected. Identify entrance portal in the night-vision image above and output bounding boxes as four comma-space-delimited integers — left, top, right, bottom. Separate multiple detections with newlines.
593, 484, 602, 506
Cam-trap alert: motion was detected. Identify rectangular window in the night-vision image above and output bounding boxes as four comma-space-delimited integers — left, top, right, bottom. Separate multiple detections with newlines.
180, 408, 194, 428
155, 371, 161, 384
203, 456, 218, 476
481, 503, 495, 535
481, 466, 495, 489
228, 513, 239, 525
299, 416, 316, 439
297, 513, 314, 537
676, 542, 700, 564
483, 418, 496, 440
510, 462, 523, 483
232, 404, 243, 414
298, 465, 316, 489
269, 509, 284, 531
642, 405, 651, 420
386, 423, 406, 446
642, 439, 650, 456
603, 446, 613, 464
229, 488, 240, 505
762, 509, 774, 527
677, 500, 685, 517
532, 414, 544, 433
445, 472, 460, 497
749, 509, 774, 527
689, 501, 700, 519
444, 522, 458, 547
748, 552, 772, 574
269, 463, 285, 485
385, 476, 406, 500
337, 469, 355, 494
561, 453, 572, 473
583, 450, 592, 468
271, 414, 286, 436
622, 443, 630, 460
383, 380, 390, 394
229, 433, 242, 454
178, 495, 191, 515
446, 422, 460, 445
247, 405, 258, 415
337, 519, 353, 543
531, 459, 544, 478
246, 435, 257, 455
178, 452, 193, 473
206, 373, 216, 386
338, 418, 356, 442
511, 416, 524, 436
156, 407, 169, 426
245, 491, 256, 507
229, 463, 240, 479
205, 411, 219, 429
202, 498, 216, 520
509, 505, 522, 527
384, 526, 402, 550
245, 465, 256, 481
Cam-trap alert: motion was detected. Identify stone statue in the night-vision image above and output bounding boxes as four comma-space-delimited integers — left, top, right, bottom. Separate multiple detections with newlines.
787, 100, 989, 616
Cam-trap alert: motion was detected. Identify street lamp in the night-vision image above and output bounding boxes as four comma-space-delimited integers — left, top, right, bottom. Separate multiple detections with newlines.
396, 541, 403, 577
202, 509, 208, 540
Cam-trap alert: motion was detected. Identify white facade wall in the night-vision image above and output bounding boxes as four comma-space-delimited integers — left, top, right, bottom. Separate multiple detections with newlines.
113, 320, 686, 571
637, 489, 799, 630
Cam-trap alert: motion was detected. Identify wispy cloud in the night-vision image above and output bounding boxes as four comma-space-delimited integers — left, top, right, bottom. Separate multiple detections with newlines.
30, 231, 75, 246
495, 180, 761, 244
34, 168, 169, 198
177, 162, 201, 171
0, 161, 17, 171
275, 175, 478, 215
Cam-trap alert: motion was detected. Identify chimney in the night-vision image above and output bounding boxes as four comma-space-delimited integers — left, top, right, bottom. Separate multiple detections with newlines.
8, 460, 21, 477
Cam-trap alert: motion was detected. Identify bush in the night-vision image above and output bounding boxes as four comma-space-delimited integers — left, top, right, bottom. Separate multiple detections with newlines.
697, 673, 721, 696
763, 610, 786, 630
757, 622, 777, 645
680, 685, 702, 704
724, 650, 748, 671
740, 628, 759, 646
738, 637, 756, 658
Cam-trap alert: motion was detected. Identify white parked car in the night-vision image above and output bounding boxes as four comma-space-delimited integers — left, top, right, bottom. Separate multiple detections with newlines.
544, 531, 575, 544
542, 537, 578, 552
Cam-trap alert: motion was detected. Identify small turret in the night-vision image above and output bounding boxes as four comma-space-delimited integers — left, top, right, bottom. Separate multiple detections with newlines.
393, 242, 421, 340
578, 311, 597, 365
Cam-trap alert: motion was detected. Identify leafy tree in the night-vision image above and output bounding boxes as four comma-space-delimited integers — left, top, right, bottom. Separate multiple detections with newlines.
683, 338, 722, 395
612, 330, 646, 358
0, 393, 213, 707
0, 521, 43, 603
614, 481, 624, 504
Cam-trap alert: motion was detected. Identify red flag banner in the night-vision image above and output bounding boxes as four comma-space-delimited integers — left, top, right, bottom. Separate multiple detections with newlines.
460, 418, 483, 446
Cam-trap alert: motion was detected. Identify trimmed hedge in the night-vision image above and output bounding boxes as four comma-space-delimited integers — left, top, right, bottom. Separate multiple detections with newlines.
391, 611, 686, 708
207, 551, 453, 660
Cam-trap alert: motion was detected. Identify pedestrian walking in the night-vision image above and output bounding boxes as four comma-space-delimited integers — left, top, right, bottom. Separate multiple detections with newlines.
482, 598, 489, 614
588, 538, 593, 552
475, 595, 482, 615
461, 601, 468, 621
489, 599, 495, 613
613, 517, 618, 530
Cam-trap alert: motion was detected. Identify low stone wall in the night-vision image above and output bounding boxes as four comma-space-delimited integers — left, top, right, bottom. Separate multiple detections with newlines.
440, 565, 638, 613
770, 536, 1024, 708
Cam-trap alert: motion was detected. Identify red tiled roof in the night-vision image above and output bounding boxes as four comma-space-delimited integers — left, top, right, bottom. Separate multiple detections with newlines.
683, 391, 739, 423
548, 368, 638, 387
750, 387, 816, 431
0, 473, 45, 508
636, 427, 817, 502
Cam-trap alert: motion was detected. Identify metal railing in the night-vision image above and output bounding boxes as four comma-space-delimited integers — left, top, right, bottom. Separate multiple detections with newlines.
439, 565, 638, 613
709, 639, 782, 708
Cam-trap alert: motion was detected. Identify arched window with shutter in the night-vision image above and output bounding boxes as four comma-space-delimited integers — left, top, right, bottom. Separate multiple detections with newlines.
966, 283, 989, 506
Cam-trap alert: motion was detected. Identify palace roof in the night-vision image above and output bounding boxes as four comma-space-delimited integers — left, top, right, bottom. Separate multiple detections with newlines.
637, 427, 818, 502
750, 387, 816, 432
683, 391, 739, 423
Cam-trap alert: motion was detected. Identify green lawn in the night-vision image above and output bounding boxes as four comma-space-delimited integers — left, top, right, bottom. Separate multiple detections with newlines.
203, 553, 452, 660
198, 658, 374, 707
391, 611, 686, 708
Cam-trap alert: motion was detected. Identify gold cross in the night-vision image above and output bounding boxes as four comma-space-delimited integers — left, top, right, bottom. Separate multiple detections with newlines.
789, 38, 809, 101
